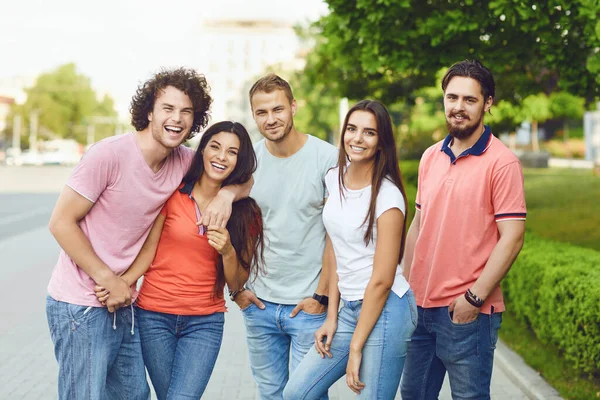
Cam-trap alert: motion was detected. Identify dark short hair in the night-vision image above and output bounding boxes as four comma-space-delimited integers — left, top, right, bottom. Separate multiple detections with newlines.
181, 121, 256, 188
441, 59, 495, 101
130, 67, 212, 139
249, 73, 294, 106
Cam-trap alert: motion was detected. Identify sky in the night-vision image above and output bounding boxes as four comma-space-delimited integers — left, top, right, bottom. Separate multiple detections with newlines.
0, 0, 329, 116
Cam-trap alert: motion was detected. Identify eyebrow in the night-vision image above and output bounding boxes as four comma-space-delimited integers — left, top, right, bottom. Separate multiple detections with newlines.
210, 139, 239, 150
446, 93, 479, 101
348, 123, 378, 132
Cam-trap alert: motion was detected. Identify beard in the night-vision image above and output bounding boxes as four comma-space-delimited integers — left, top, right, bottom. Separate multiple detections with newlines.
263, 120, 293, 143
445, 111, 483, 140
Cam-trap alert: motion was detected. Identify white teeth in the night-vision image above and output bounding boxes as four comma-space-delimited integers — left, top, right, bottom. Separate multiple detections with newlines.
350, 145, 365, 152
211, 162, 226, 170
165, 126, 182, 133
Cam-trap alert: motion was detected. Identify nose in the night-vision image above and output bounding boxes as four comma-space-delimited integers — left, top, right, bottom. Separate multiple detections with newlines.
266, 112, 276, 125
453, 99, 465, 111
171, 110, 182, 123
217, 149, 226, 160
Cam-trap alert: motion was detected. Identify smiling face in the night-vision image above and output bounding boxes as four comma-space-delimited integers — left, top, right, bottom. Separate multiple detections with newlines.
201, 131, 240, 184
443, 76, 493, 140
343, 110, 379, 164
251, 89, 296, 143
148, 85, 194, 149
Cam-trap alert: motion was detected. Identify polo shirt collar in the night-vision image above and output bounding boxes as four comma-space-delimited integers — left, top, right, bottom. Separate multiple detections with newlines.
441, 125, 493, 164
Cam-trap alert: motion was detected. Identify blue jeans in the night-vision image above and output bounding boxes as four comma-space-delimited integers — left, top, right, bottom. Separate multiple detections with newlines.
241, 299, 328, 400
136, 307, 224, 400
45, 295, 150, 400
283, 290, 418, 400
400, 306, 503, 400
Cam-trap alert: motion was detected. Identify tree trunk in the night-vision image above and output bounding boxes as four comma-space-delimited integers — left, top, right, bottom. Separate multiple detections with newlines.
509, 131, 516, 151
531, 120, 540, 153
563, 121, 571, 159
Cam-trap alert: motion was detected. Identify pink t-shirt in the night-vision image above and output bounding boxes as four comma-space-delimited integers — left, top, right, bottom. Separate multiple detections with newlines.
47, 133, 194, 306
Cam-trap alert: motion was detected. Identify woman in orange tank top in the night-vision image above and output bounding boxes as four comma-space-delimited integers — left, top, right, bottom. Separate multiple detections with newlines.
96, 121, 264, 399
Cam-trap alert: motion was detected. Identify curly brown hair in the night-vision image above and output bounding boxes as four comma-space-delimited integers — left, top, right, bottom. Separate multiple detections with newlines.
130, 67, 212, 139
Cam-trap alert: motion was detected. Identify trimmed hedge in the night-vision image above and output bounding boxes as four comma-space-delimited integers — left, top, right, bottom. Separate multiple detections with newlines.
503, 233, 600, 376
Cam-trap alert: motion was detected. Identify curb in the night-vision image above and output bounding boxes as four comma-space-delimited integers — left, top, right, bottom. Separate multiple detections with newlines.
495, 339, 563, 400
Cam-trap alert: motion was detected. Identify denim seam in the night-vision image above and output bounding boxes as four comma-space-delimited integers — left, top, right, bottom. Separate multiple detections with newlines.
296, 350, 350, 400
375, 306, 389, 399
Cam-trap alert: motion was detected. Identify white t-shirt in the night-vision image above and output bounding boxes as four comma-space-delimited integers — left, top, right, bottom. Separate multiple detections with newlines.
323, 167, 409, 301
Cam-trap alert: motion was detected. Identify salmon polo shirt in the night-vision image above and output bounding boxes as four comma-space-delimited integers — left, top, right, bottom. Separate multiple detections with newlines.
409, 126, 526, 314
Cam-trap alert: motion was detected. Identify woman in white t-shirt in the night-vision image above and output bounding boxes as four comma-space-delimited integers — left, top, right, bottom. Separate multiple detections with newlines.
283, 100, 417, 399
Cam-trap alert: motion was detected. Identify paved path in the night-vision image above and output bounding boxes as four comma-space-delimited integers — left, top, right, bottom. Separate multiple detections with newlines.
0, 167, 531, 399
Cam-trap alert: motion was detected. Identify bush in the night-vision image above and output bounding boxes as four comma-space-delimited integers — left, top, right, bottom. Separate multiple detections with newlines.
542, 138, 586, 159
503, 233, 600, 376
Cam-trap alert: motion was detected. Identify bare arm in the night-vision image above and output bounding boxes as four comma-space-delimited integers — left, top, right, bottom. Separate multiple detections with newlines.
450, 220, 525, 323
315, 234, 341, 358
48, 186, 131, 309
201, 176, 254, 228
350, 208, 404, 353
471, 220, 525, 299
120, 214, 166, 286
402, 209, 421, 281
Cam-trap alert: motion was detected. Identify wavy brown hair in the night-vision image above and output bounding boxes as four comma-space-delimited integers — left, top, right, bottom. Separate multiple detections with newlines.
337, 100, 408, 264
130, 67, 212, 139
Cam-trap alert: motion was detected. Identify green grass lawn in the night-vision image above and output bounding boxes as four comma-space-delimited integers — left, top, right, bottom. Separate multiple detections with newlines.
523, 168, 600, 251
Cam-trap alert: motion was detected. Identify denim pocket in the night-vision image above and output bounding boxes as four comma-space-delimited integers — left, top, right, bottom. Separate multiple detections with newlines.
240, 303, 256, 313
444, 309, 479, 361
67, 303, 93, 326
489, 312, 502, 349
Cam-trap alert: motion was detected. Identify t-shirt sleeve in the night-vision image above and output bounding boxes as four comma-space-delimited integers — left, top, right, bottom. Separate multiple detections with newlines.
324, 168, 337, 198
322, 145, 339, 198
492, 161, 527, 222
66, 142, 117, 203
415, 149, 429, 211
376, 181, 406, 219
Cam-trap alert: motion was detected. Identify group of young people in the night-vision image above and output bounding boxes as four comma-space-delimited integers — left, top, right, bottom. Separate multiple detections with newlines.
46, 59, 526, 400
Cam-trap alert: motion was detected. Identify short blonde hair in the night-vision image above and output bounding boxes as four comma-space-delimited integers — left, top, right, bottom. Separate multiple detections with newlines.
249, 74, 294, 106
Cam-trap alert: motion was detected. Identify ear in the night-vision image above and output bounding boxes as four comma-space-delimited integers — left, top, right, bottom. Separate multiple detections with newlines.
291, 99, 297, 117
148, 111, 153, 122
484, 96, 494, 113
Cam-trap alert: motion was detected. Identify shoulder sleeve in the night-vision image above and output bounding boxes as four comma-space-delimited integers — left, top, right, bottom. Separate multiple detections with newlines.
492, 160, 527, 222
376, 180, 406, 219
66, 142, 117, 203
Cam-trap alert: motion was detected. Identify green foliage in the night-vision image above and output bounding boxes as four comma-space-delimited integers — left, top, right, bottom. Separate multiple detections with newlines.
500, 313, 600, 400
549, 92, 585, 120
520, 93, 552, 123
503, 233, 600, 376
9, 63, 117, 145
313, 0, 600, 104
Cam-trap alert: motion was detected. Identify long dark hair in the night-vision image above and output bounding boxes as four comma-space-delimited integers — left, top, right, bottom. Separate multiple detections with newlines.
180, 121, 263, 298
213, 198, 265, 298
337, 100, 409, 264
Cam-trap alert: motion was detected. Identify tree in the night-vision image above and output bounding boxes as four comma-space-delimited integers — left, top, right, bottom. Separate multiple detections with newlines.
9, 63, 118, 146
520, 94, 551, 152
310, 0, 600, 105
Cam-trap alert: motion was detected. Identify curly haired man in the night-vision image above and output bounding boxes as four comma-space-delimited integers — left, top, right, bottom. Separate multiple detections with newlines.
46, 68, 251, 399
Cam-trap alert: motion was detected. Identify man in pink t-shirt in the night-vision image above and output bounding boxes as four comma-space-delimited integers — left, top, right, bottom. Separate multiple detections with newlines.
45, 68, 250, 399
400, 60, 526, 400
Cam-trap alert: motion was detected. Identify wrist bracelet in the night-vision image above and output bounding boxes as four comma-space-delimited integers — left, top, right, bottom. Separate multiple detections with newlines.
464, 288, 484, 308
229, 287, 245, 302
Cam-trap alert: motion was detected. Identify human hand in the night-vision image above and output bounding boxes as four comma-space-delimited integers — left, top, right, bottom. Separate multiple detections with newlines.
449, 295, 480, 324
314, 318, 337, 358
290, 297, 326, 318
207, 226, 234, 256
234, 289, 265, 311
94, 285, 109, 305
96, 275, 131, 312
346, 349, 365, 394
198, 190, 234, 229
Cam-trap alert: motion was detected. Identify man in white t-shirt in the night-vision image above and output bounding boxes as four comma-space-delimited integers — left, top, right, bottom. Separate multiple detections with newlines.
232, 74, 338, 399
46, 68, 251, 399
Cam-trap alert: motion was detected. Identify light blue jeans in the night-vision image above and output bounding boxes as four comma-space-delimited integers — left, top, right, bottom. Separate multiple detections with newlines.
46, 295, 150, 400
241, 299, 329, 400
283, 290, 418, 400
136, 307, 224, 400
